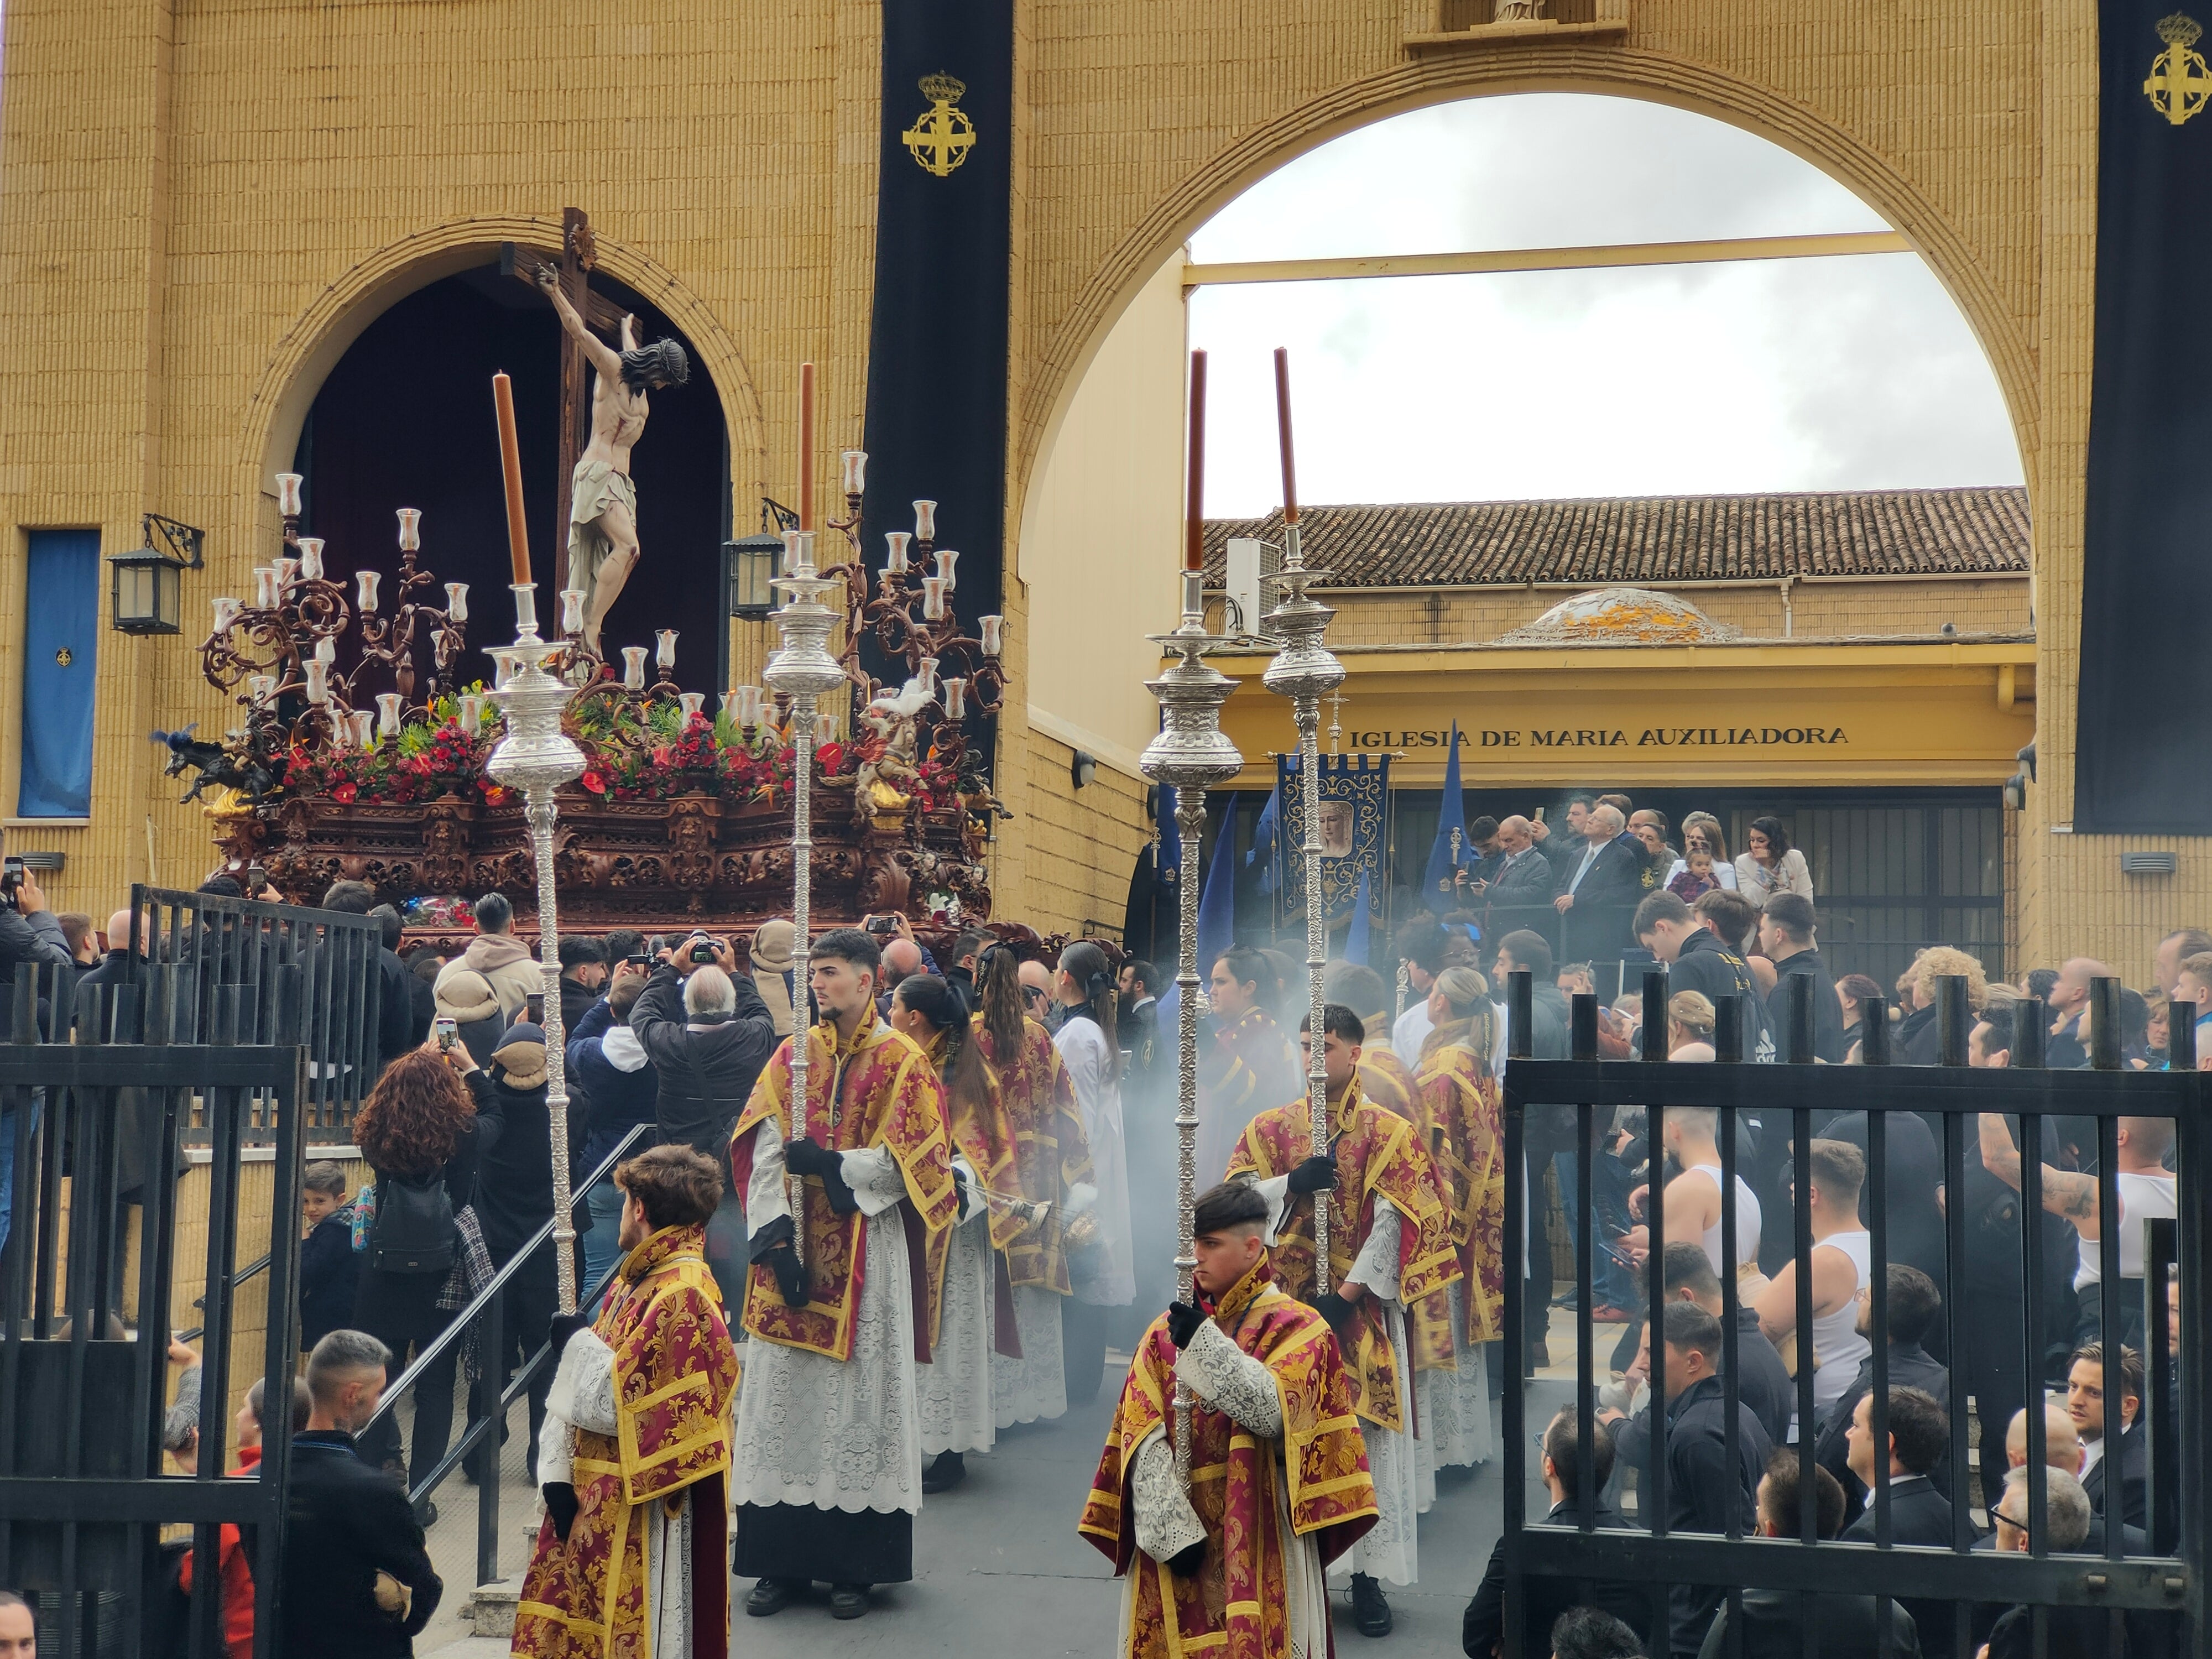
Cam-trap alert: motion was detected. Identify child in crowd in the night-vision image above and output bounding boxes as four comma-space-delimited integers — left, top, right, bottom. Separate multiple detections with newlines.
298, 1161, 361, 1349
1670, 846, 1721, 902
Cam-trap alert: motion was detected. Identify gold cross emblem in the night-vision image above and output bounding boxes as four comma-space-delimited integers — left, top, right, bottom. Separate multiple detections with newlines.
2145, 13, 2212, 124
901, 73, 977, 178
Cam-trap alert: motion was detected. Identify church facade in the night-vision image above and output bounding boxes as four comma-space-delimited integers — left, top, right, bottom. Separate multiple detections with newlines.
0, 0, 2184, 969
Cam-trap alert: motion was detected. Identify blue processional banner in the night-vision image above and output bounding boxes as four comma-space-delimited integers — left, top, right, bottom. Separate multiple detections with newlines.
1275, 754, 1390, 926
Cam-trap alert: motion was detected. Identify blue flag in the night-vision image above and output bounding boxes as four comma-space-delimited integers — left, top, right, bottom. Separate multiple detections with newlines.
1421, 720, 1467, 899
1345, 869, 1373, 966
1248, 786, 1279, 895
1156, 783, 1180, 879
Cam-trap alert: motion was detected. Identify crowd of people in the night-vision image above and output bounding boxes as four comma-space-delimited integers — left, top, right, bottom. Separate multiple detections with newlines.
0, 821, 2198, 1659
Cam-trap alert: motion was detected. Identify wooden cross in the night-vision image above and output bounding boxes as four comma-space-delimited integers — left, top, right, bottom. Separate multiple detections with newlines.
502, 207, 627, 593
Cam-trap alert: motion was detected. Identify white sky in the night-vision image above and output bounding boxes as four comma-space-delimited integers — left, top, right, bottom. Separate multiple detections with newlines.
1188, 95, 2026, 517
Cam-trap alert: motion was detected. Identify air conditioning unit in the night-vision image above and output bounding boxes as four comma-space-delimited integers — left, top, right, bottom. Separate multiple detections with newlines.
2119, 851, 2177, 875
1224, 536, 1283, 641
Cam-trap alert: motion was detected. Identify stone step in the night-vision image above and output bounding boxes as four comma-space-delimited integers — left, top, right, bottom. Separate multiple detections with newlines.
467, 1577, 522, 1640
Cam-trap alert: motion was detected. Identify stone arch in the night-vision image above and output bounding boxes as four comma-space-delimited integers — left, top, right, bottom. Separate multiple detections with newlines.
235, 216, 766, 547
1013, 45, 2038, 536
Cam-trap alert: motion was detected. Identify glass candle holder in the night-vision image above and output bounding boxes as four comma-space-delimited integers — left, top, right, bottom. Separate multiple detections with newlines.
314, 635, 337, 666
396, 507, 422, 551
254, 567, 280, 608
248, 674, 275, 707
781, 529, 804, 575
304, 660, 328, 705
275, 473, 304, 518
212, 597, 241, 635
841, 449, 868, 496
679, 691, 706, 721
356, 570, 380, 611
935, 548, 959, 591
327, 706, 349, 750
912, 500, 937, 544
921, 576, 947, 620
622, 646, 648, 690
884, 531, 911, 575
979, 614, 1004, 656
656, 629, 678, 671
942, 676, 968, 719
458, 695, 483, 736
445, 582, 469, 623
737, 685, 765, 727
375, 692, 404, 741
350, 710, 375, 748
917, 655, 940, 696
560, 589, 587, 636
295, 539, 325, 582
274, 557, 299, 591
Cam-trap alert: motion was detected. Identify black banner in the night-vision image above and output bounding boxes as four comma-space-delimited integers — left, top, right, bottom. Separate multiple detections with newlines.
2077, 2, 2212, 833
861, 0, 1014, 696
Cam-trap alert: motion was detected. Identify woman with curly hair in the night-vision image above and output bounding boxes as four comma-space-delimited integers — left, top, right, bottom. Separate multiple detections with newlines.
351, 1044, 497, 1498
1897, 945, 1990, 1065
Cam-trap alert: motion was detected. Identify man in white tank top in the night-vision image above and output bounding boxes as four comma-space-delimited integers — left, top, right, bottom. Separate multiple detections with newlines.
1976, 1112, 2177, 1344
1753, 1139, 1871, 1428
1617, 1105, 1763, 1280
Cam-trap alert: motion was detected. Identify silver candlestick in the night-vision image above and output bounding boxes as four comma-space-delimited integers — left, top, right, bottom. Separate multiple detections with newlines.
1262, 522, 1345, 1270
1140, 570, 1245, 1480
485, 582, 588, 1313
761, 530, 850, 1266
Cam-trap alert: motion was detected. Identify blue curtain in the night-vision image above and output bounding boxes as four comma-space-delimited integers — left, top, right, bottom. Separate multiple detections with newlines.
18, 529, 101, 817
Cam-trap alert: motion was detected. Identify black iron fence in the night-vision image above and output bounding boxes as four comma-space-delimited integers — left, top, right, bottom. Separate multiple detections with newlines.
117, 885, 385, 1142
1499, 968, 2204, 1658
0, 975, 308, 1659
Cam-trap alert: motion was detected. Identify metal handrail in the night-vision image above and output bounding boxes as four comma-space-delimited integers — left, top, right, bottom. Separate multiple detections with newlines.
361, 1123, 651, 1439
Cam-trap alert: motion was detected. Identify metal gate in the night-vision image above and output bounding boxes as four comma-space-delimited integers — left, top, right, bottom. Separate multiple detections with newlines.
0, 965, 309, 1659
1498, 969, 2203, 1657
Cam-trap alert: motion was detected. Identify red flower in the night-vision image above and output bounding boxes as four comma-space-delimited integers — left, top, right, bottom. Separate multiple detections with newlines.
582, 770, 607, 795
816, 740, 846, 775
331, 781, 358, 804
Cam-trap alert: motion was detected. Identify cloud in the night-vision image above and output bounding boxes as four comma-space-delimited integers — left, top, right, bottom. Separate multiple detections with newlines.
1188, 95, 2021, 516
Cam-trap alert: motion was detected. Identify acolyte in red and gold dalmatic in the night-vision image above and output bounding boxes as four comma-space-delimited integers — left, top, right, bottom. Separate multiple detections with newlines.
1415, 1045, 1507, 1342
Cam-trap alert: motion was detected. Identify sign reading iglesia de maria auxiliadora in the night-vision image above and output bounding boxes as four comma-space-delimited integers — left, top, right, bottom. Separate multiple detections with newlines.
1342, 726, 1851, 750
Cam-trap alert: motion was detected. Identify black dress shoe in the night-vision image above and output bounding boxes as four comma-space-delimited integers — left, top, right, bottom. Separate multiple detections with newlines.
830, 1583, 870, 1619
745, 1578, 797, 1617
921, 1449, 967, 1493
1350, 1572, 1392, 1637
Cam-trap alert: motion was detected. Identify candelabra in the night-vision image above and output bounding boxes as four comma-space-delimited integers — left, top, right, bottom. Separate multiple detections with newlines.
1139, 571, 1245, 1480
760, 530, 851, 1265
484, 583, 588, 1312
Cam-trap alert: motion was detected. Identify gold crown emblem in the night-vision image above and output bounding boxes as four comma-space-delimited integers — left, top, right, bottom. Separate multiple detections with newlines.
2158, 12, 2203, 46
918, 72, 966, 105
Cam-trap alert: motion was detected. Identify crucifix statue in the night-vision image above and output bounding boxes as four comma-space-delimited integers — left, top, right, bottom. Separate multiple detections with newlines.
506, 208, 690, 655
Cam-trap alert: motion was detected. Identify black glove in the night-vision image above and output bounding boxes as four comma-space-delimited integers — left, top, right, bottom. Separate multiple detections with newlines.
546, 1312, 590, 1355
1165, 1301, 1205, 1349
542, 1481, 580, 1542
765, 1245, 808, 1307
1286, 1155, 1338, 1196
1167, 1538, 1207, 1578
784, 1136, 838, 1177
1312, 1290, 1355, 1335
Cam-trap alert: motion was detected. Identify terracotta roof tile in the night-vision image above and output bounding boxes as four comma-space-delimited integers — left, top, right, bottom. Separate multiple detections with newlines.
1201, 488, 2030, 586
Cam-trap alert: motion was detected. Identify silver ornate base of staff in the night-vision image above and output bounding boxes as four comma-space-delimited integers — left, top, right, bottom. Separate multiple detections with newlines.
1140, 573, 1246, 1478
761, 531, 851, 1266
1262, 533, 1345, 1265
486, 582, 588, 1313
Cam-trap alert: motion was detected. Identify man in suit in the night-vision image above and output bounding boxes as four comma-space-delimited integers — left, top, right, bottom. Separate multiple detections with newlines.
2069, 1341, 2147, 1531
1841, 1386, 1955, 1657
1552, 804, 1645, 967
1462, 1409, 1644, 1657
1485, 816, 1560, 936
1815, 1265, 1950, 1524
1696, 1454, 1923, 1659
1984, 1467, 2105, 1659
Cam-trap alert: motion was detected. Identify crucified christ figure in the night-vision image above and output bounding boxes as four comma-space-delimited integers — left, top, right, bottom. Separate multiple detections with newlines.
535, 264, 690, 655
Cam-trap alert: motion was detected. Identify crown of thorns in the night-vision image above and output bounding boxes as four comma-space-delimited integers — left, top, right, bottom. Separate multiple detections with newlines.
620, 338, 691, 389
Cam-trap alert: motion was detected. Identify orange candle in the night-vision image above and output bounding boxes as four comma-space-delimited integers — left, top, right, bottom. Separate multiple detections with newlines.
492, 372, 531, 587
1184, 349, 1207, 574
799, 362, 816, 532
1274, 347, 1300, 526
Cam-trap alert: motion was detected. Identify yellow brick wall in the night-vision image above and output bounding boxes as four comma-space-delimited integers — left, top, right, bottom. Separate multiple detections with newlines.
0, 0, 2189, 968
1013, 727, 1152, 942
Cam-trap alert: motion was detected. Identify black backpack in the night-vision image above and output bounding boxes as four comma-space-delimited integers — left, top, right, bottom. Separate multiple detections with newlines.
368, 1171, 457, 1275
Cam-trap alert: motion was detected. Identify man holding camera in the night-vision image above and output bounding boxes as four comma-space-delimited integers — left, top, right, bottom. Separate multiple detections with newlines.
628, 931, 778, 1308
0, 851, 71, 1039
